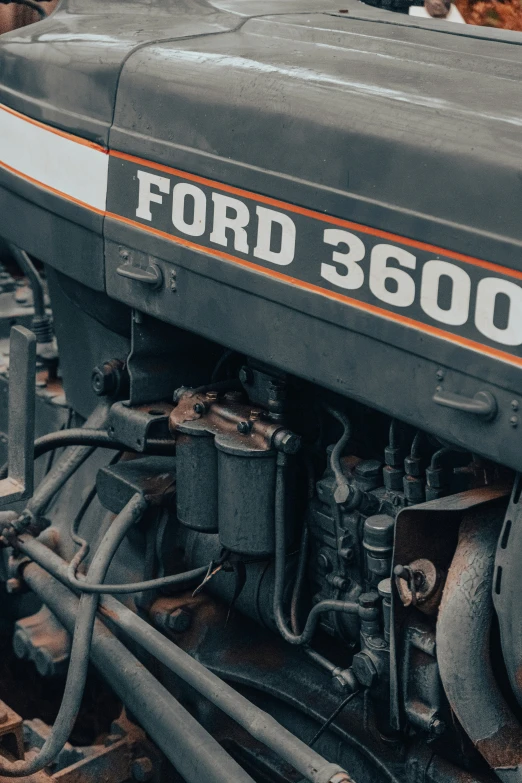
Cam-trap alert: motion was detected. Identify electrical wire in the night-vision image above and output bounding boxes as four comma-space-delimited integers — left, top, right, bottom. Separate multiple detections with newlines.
308, 690, 361, 747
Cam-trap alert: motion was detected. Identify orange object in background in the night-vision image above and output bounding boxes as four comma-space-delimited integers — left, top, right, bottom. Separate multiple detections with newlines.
0, 1, 58, 34
455, 0, 522, 28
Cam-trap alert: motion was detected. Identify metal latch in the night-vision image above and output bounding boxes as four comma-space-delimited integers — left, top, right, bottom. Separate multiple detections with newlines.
432, 388, 497, 420
0, 326, 36, 507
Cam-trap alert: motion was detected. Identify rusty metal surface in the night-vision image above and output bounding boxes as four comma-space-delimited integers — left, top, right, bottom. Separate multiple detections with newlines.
0, 699, 24, 762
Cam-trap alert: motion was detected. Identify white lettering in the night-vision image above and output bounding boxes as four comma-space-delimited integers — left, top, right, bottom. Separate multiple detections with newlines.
369, 244, 416, 307
253, 206, 296, 266
475, 277, 522, 346
210, 193, 250, 253
321, 228, 365, 290
421, 260, 470, 326
172, 183, 207, 237
136, 170, 170, 221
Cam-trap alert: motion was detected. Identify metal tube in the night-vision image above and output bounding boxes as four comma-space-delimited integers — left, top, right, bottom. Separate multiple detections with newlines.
273, 454, 359, 647
17, 536, 354, 783
21, 560, 256, 783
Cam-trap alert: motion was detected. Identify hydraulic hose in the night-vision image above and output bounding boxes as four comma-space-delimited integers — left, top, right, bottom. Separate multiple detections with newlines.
21, 560, 256, 783
0, 492, 147, 776
26, 404, 110, 519
437, 509, 522, 783
16, 536, 355, 783
273, 454, 359, 646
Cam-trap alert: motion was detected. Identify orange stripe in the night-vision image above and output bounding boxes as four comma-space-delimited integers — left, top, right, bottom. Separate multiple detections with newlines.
0, 103, 107, 153
110, 149, 522, 282
105, 210, 522, 370
0, 159, 106, 215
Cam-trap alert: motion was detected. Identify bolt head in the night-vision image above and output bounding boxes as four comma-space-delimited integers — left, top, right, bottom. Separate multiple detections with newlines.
237, 421, 252, 435
352, 652, 378, 688
132, 757, 154, 782
510, 415, 519, 428
193, 402, 206, 415
167, 608, 192, 633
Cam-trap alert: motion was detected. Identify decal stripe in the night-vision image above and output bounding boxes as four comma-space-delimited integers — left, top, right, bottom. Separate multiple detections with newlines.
105, 210, 522, 371
0, 103, 108, 212
2, 104, 522, 367
110, 149, 522, 283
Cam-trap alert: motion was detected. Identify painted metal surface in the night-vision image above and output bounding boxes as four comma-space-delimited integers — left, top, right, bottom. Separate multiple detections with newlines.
1, 0, 522, 468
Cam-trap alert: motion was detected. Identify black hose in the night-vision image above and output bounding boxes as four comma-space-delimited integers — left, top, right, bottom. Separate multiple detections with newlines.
16, 536, 353, 783
273, 454, 359, 646
0, 492, 147, 776
0, 428, 176, 481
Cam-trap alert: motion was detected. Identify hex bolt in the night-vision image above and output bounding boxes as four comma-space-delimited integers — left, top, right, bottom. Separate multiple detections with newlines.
237, 421, 253, 435
166, 608, 192, 633
352, 651, 378, 688
132, 756, 154, 782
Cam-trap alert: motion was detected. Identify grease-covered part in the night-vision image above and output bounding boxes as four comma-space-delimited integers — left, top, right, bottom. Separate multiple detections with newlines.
437, 509, 522, 780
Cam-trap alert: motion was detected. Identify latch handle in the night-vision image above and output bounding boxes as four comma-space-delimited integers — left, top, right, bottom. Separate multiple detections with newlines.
0, 326, 36, 507
433, 389, 497, 420
116, 262, 163, 289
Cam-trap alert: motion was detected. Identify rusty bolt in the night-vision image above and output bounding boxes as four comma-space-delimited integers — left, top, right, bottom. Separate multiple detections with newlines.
167, 608, 192, 633
132, 756, 154, 782
6, 578, 22, 595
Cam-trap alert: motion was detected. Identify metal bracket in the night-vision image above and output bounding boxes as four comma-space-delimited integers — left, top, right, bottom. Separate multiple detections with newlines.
0, 326, 36, 507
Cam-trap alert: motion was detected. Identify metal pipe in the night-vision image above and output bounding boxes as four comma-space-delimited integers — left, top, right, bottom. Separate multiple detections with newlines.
21, 560, 256, 783
273, 454, 359, 647
8, 245, 52, 342
437, 509, 522, 783
0, 493, 147, 776
17, 536, 355, 783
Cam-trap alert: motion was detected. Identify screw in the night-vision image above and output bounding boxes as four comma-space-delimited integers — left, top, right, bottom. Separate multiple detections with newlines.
169, 270, 177, 292
512, 400, 519, 411
119, 248, 130, 261
166, 608, 192, 633
510, 416, 519, 428
132, 756, 154, 782
237, 421, 252, 435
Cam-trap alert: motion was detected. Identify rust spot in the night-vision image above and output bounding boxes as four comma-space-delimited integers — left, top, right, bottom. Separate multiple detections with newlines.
476, 723, 522, 769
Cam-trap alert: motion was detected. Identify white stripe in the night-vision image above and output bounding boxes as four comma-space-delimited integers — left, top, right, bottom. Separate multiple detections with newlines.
0, 105, 108, 211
